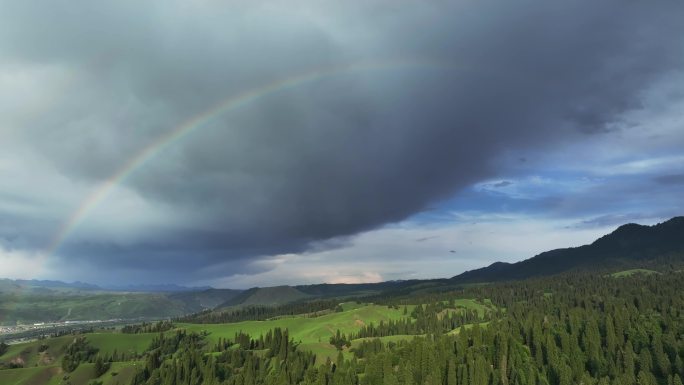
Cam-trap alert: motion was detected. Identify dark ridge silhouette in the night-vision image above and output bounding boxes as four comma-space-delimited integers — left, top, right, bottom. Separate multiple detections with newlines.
452, 216, 684, 283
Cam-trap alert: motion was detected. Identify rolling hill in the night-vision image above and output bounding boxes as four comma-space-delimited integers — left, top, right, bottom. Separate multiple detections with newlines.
217, 286, 312, 308
169, 288, 243, 311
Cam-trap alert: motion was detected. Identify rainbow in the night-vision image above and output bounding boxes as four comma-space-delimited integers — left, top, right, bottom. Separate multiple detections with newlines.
42, 59, 458, 261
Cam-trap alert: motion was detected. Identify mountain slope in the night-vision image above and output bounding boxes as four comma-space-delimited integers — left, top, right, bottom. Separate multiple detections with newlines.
0, 290, 192, 324
217, 281, 446, 308
169, 288, 243, 311
452, 216, 684, 283
218, 286, 312, 308
0, 283, 238, 324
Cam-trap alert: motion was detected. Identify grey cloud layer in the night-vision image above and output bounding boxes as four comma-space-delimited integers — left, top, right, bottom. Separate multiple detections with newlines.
1, 0, 683, 282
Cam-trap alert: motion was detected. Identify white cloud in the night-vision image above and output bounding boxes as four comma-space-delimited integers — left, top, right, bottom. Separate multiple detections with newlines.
0, 248, 48, 280
200, 214, 612, 288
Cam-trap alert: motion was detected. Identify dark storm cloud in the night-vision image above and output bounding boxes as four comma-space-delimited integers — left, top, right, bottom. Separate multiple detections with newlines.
1, 0, 683, 282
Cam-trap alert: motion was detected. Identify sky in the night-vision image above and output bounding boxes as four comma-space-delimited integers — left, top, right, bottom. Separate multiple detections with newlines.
1, 0, 683, 288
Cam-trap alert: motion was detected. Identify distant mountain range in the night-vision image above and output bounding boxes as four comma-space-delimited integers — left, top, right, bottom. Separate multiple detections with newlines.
102, 284, 214, 293
7, 279, 101, 290
0, 279, 213, 293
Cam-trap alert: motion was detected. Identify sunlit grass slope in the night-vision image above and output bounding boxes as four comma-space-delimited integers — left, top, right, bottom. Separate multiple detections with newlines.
180, 303, 410, 344
610, 268, 660, 277
180, 300, 491, 363
0, 333, 155, 368
0, 361, 139, 385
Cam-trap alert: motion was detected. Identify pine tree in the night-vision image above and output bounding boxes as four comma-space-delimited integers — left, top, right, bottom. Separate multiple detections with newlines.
637, 370, 657, 385
447, 359, 457, 385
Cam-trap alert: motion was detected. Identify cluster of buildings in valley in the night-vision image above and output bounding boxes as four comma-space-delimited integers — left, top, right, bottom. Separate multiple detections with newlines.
0, 319, 133, 344
1, 321, 86, 335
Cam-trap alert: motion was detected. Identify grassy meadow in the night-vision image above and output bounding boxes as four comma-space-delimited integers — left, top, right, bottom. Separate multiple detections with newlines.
0, 299, 493, 384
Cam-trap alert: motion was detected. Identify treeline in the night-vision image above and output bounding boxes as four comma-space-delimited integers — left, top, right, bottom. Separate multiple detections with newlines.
330, 329, 352, 350
60, 336, 99, 372
131, 327, 311, 385
59, 336, 113, 375
124, 271, 684, 384
353, 303, 493, 339
152, 330, 203, 353
180, 299, 343, 323
228, 328, 297, 353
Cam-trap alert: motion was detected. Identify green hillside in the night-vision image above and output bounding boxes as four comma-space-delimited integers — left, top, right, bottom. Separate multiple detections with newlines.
182, 303, 407, 344
182, 303, 410, 361
0, 333, 154, 369
230, 286, 312, 307
0, 286, 243, 326
0, 291, 189, 325
1, 299, 491, 372
0, 361, 139, 385
169, 289, 243, 311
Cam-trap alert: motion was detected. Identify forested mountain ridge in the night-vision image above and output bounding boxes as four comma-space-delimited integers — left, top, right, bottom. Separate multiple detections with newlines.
452, 216, 684, 283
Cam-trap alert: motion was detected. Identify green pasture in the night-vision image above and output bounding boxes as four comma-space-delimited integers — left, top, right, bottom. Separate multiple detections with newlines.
0, 361, 140, 385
